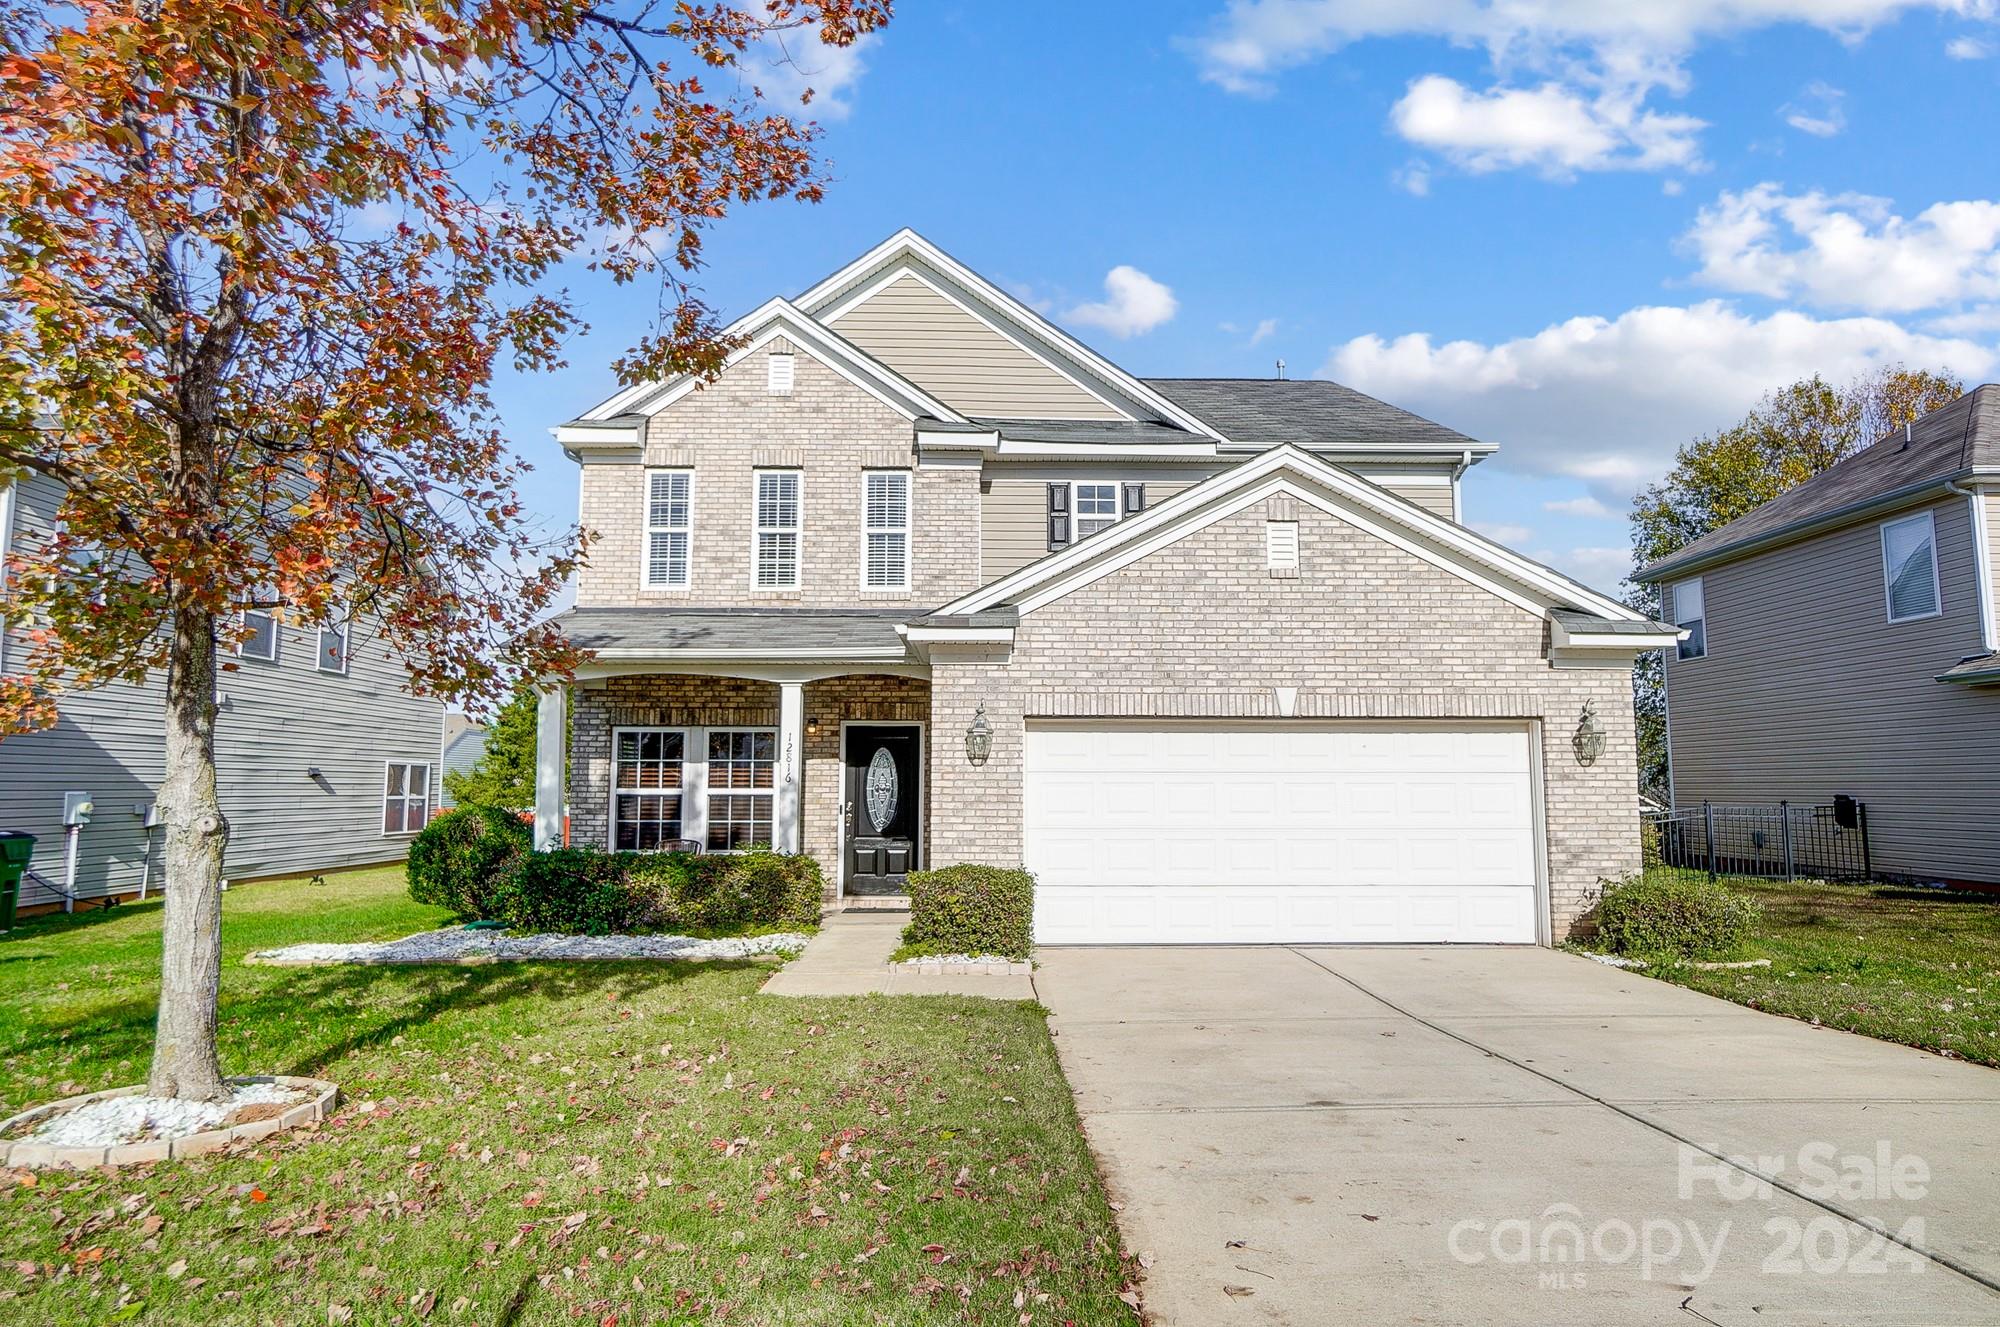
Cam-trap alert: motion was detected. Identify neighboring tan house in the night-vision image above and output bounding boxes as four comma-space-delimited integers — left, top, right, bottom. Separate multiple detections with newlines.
535, 230, 1680, 945
1636, 387, 2000, 889
0, 473, 446, 909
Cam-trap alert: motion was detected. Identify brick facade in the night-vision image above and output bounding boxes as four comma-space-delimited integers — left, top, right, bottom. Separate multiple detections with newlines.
926, 495, 1640, 937
574, 339, 982, 609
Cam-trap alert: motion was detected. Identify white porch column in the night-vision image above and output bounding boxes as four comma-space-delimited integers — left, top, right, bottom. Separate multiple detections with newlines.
533, 684, 566, 850
775, 681, 804, 853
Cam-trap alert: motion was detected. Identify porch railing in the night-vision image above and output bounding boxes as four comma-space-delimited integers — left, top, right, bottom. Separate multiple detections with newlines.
1643, 800, 1871, 883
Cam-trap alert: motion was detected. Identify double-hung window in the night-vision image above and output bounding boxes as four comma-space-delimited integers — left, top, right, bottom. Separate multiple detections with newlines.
1671, 578, 1706, 660
316, 623, 349, 675
612, 729, 687, 850
705, 729, 775, 850
1880, 511, 1941, 622
382, 762, 431, 834
645, 470, 693, 589
1073, 482, 1120, 538
862, 471, 911, 590
754, 470, 801, 589
237, 607, 278, 661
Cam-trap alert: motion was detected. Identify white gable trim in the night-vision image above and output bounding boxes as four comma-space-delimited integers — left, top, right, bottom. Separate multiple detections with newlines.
576, 299, 968, 425
797, 230, 1228, 442
939, 444, 1644, 623
821, 263, 1138, 421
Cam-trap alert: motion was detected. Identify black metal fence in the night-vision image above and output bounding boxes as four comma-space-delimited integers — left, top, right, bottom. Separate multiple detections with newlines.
1643, 800, 1872, 883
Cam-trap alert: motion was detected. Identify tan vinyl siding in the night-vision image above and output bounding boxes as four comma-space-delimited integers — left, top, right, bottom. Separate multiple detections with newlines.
1663, 497, 2000, 884
979, 472, 1204, 579
0, 472, 443, 905
830, 274, 1123, 420
1379, 482, 1455, 518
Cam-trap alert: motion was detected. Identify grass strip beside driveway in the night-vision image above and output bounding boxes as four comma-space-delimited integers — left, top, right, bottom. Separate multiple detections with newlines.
0, 867, 1133, 1325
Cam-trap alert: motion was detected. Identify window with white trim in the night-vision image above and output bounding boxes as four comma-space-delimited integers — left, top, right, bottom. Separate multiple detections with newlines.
236, 607, 278, 661
645, 470, 692, 589
1671, 578, 1706, 660
863, 471, 910, 589
316, 623, 349, 675
382, 762, 431, 835
753, 470, 801, 589
705, 729, 775, 850
1073, 481, 1120, 538
612, 729, 687, 850
1881, 511, 1941, 622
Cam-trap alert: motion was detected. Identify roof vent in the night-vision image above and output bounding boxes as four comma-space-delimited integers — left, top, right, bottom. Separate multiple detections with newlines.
1274, 358, 1286, 380
1901, 421, 1913, 450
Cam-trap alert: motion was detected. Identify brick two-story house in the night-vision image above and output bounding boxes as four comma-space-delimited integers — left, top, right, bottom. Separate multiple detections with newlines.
536, 231, 1680, 945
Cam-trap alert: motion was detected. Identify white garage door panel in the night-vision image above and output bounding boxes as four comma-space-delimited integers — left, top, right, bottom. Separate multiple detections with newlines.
1026, 724, 1540, 944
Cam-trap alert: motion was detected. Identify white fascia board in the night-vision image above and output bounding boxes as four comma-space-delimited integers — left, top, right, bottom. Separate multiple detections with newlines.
794, 230, 1229, 442
1218, 440, 1500, 458
576, 299, 968, 426
588, 645, 911, 664
994, 439, 1220, 460
915, 428, 999, 450
901, 626, 1015, 644
1549, 619, 1684, 652
940, 443, 1644, 622
553, 423, 642, 447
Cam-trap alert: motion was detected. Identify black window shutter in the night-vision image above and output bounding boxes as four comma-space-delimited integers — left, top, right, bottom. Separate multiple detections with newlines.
1122, 483, 1146, 517
1047, 483, 1071, 551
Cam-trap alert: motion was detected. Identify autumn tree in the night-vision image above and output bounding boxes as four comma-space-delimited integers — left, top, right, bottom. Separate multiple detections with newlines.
0, 0, 888, 1100
1627, 366, 1964, 796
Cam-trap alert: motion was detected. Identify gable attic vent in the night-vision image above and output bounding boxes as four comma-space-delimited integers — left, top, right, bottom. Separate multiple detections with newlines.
767, 353, 795, 395
1266, 520, 1300, 574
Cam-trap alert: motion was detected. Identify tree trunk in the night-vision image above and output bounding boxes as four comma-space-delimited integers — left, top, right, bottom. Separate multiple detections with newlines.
148, 604, 230, 1100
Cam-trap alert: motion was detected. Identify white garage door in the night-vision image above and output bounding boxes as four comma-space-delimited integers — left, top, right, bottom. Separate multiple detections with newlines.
1025, 723, 1541, 945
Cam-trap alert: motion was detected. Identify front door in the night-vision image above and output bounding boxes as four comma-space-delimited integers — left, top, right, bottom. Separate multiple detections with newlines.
844, 725, 920, 895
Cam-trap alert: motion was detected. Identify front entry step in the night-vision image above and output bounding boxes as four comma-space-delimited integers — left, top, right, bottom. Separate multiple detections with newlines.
838, 894, 910, 913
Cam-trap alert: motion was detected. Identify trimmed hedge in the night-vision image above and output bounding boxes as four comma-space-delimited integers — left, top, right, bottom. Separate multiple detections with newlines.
901, 864, 1034, 961
625, 850, 823, 933
1593, 871, 1761, 961
493, 847, 656, 935
406, 805, 532, 920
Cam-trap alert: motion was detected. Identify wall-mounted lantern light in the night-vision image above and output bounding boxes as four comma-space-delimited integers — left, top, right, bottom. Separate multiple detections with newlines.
1572, 701, 1606, 767
964, 703, 992, 766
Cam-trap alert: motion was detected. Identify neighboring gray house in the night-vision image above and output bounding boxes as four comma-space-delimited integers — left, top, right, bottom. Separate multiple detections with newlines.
438, 718, 490, 810
1636, 387, 2000, 888
0, 472, 446, 908
531, 230, 1679, 945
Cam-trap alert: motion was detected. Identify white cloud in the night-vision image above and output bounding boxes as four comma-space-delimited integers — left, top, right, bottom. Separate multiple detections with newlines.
1325, 299, 1994, 496
1545, 495, 1617, 519
1391, 74, 1703, 175
1780, 81, 1846, 137
1684, 183, 2000, 313
1536, 545, 1634, 592
1250, 317, 1280, 346
1062, 266, 1179, 339
749, 29, 877, 119
1473, 521, 1537, 545
1393, 159, 1433, 195
1184, 2, 1986, 177
1947, 35, 1994, 57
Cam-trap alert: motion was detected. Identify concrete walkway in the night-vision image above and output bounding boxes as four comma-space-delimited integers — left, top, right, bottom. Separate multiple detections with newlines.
1038, 945, 2000, 1326
760, 911, 1034, 999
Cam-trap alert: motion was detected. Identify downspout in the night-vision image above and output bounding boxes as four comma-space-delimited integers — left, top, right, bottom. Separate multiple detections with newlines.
1451, 449, 1471, 523
1946, 479, 1997, 654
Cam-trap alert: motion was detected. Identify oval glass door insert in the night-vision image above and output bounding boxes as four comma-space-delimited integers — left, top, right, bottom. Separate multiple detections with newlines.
865, 747, 899, 832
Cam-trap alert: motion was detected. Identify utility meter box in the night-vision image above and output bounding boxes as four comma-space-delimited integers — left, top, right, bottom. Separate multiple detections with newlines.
62, 792, 93, 826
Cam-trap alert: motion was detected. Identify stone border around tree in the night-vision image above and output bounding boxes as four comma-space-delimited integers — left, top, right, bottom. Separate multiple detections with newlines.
0, 1075, 340, 1170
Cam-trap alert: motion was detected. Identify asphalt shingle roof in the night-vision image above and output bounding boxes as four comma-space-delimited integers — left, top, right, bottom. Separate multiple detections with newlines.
1142, 378, 1489, 452
1638, 385, 2000, 581
553, 609, 911, 655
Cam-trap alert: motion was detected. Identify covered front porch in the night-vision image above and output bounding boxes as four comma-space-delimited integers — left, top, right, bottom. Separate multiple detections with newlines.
531, 610, 941, 903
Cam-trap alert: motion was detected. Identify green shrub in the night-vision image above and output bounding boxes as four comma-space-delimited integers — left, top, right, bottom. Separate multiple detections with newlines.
1594, 871, 1761, 960
901, 864, 1034, 961
730, 851, 825, 930
406, 805, 532, 919
493, 848, 655, 935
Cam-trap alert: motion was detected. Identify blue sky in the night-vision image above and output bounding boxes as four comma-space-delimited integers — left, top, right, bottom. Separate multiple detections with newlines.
493, 1, 2000, 593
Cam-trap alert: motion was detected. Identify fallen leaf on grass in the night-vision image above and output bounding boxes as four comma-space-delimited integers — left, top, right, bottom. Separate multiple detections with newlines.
413, 1288, 436, 1319
166, 1260, 188, 1280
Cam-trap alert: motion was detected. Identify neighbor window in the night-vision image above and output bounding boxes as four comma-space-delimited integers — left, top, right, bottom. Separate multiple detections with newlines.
645, 470, 692, 589
1672, 578, 1706, 660
753, 470, 801, 589
612, 729, 687, 850
1073, 482, 1120, 538
862, 471, 910, 590
705, 729, 775, 850
235, 607, 278, 661
1881, 511, 1941, 622
382, 762, 431, 835
316, 623, 349, 675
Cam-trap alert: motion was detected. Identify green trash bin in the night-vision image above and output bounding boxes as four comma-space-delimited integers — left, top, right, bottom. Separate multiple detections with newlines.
0, 831, 34, 932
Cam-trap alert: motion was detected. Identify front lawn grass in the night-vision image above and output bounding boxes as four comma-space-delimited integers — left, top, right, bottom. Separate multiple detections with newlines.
1614, 869, 2000, 1068
0, 867, 1133, 1325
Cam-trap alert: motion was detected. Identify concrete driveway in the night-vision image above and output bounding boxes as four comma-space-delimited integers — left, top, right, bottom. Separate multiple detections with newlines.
1036, 946, 2000, 1326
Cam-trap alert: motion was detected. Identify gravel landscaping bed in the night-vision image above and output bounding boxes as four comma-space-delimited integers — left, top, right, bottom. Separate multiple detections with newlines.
24, 1081, 303, 1148
246, 927, 813, 967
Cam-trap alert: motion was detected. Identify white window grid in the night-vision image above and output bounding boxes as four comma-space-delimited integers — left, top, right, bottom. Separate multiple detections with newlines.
753, 471, 801, 589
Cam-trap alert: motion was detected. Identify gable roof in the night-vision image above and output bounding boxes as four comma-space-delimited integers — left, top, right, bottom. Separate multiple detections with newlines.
1144, 379, 1494, 455
794, 229, 1227, 441
1637, 385, 2000, 583
938, 443, 1649, 624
